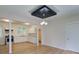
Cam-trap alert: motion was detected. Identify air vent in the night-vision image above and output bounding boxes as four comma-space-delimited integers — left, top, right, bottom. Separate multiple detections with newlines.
31, 5, 57, 19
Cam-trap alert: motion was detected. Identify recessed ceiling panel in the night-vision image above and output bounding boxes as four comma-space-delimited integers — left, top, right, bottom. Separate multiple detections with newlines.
31, 5, 57, 19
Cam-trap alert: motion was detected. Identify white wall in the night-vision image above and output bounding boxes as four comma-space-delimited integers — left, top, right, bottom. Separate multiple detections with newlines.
42, 14, 79, 51
65, 22, 79, 52
42, 18, 66, 49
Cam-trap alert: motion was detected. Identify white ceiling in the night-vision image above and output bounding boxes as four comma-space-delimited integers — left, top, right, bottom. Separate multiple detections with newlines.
0, 5, 79, 24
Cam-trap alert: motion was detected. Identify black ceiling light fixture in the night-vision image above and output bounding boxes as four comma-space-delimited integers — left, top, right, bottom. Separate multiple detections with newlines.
31, 5, 57, 19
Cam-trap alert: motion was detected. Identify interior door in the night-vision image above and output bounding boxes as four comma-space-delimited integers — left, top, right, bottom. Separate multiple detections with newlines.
66, 23, 79, 52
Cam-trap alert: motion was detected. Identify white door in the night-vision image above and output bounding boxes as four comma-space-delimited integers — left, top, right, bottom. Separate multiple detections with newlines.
66, 23, 79, 52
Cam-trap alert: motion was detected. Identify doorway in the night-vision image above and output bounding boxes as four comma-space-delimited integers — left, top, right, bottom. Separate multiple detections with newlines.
11, 20, 38, 53
0, 20, 9, 53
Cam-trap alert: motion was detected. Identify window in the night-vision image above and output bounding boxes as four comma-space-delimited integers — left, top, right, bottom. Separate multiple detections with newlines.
16, 25, 28, 36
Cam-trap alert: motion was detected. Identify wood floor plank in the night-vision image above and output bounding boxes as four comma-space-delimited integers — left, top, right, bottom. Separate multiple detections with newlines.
0, 42, 78, 54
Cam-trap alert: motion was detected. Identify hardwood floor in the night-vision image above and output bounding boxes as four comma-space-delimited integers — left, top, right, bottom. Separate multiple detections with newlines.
0, 44, 8, 54
0, 42, 79, 54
